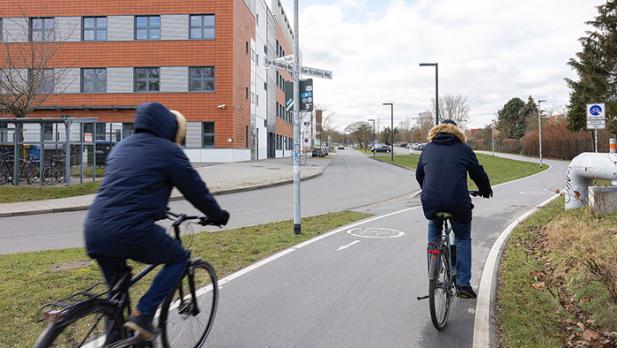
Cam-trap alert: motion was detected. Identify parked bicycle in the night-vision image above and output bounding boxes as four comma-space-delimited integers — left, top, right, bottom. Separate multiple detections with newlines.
0, 153, 40, 185
34, 210, 220, 348
418, 191, 481, 330
43, 155, 65, 185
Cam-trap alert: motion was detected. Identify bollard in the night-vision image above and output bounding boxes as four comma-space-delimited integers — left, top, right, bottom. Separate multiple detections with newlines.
611, 138, 617, 185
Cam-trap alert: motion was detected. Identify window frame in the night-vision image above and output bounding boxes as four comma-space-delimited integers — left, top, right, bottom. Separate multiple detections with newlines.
30, 17, 55, 42
188, 66, 215, 92
189, 14, 215, 40
134, 15, 161, 41
82, 16, 107, 41
29, 68, 55, 94
80, 68, 107, 93
133, 67, 160, 93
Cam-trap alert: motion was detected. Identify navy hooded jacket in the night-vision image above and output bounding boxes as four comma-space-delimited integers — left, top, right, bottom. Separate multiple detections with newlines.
85, 102, 224, 256
415, 123, 492, 224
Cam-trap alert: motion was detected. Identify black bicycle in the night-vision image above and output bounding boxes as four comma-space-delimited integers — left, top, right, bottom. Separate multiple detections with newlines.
43, 155, 65, 185
418, 191, 481, 330
34, 210, 220, 348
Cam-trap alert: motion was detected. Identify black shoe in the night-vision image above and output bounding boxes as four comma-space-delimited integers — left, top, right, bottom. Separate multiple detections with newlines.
124, 315, 160, 341
457, 285, 477, 299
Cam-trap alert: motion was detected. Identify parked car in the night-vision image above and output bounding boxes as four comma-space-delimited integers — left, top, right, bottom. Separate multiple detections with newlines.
398, 142, 408, 148
374, 144, 392, 153
312, 148, 326, 157
337, 146, 345, 150
415, 143, 427, 151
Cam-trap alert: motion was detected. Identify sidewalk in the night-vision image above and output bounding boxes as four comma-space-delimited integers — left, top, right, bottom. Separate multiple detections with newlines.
0, 155, 332, 217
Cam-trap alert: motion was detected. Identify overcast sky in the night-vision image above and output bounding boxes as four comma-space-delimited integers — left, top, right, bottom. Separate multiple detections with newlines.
277, 0, 605, 130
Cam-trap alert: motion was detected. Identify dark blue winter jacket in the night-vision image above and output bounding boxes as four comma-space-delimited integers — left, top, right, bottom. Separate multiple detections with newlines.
415, 123, 492, 223
85, 102, 224, 256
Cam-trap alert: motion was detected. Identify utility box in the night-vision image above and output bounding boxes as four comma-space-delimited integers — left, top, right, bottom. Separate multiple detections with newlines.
588, 186, 617, 216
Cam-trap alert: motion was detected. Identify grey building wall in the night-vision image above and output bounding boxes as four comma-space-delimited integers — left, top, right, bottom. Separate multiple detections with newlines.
56, 17, 81, 42
107, 68, 134, 93
161, 15, 189, 40
161, 67, 189, 92
186, 122, 202, 149
107, 16, 134, 41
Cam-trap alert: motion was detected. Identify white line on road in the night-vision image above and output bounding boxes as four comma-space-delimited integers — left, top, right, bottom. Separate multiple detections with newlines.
472, 193, 560, 348
337, 240, 360, 251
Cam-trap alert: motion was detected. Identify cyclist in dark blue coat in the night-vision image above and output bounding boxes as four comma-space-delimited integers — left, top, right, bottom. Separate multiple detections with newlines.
85, 102, 229, 340
415, 119, 492, 298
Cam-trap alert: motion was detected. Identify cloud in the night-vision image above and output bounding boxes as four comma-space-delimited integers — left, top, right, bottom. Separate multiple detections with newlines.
279, 0, 604, 129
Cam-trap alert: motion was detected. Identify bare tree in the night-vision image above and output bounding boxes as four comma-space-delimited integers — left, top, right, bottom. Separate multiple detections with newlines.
344, 121, 372, 149
0, 13, 76, 121
415, 111, 435, 141
430, 94, 471, 127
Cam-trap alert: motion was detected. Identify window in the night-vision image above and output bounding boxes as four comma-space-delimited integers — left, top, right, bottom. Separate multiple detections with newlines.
122, 123, 134, 139
246, 41, 249, 54
264, 45, 267, 54
30, 17, 55, 41
96, 123, 107, 141
43, 124, 53, 141
189, 15, 215, 40
29, 69, 54, 93
264, 82, 267, 91
246, 87, 249, 99
245, 126, 249, 148
82, 17, 107, 41
135, 16, 160, 40
189, 67, 215, 92
202, 122, 215, 147
81, 68, 107, 93
134, 68, 160, 92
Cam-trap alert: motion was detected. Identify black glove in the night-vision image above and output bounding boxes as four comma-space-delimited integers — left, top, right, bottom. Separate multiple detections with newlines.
211, 210, 230, 226
481, 188, 493, 199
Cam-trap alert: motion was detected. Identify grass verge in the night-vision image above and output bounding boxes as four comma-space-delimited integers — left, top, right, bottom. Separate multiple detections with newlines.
0, 210, 369, 347
367, 152, 548, 187
0, 181, 101, 203
498, 197, 617, 347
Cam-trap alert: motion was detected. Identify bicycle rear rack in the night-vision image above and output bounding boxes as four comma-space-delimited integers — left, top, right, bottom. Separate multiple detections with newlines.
37, 282, 107, 323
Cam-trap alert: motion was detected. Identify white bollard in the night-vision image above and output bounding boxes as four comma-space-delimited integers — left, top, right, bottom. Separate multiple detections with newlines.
565, 152, 617, 209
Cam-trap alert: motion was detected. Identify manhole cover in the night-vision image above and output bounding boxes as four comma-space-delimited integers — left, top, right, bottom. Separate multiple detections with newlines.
346, 227, 405, 239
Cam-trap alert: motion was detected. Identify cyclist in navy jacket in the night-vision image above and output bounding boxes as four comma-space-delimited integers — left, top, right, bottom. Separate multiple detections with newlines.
415, 119, 492, 298
85, 102, 229, 339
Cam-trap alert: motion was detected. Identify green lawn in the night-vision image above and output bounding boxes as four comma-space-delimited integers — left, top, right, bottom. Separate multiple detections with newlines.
498, 197, 617, 347
367, 152, 548, 187
0, 181, 101, 203
0, 210, 369, 347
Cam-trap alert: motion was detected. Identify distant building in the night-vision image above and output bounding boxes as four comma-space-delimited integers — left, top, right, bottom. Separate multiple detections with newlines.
0, 0, 295, 162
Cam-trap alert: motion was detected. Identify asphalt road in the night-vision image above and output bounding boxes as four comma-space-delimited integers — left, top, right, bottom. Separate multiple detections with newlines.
167, 152, 568, 347
0, 150, 418, 254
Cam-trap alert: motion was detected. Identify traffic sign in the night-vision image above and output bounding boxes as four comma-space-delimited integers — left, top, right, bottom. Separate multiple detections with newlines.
301, 66, 333, 80
587, 103, 606, 129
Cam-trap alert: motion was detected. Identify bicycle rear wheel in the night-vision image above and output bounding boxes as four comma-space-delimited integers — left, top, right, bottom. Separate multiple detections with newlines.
159, 260, 219, 348
34, 300, 126, 348
0, 164, 9, 185
428, 251, 452, 330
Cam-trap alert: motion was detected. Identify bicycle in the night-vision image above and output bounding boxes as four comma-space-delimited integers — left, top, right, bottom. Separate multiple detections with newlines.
43, 155, 65, 185
34, 210, 220, 348
418, 191, 481, 331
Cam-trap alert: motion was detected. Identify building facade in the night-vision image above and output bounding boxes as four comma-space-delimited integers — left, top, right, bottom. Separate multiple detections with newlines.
0, 0, 295, 162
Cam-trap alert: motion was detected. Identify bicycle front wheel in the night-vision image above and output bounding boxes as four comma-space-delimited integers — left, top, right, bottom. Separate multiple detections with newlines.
159, 260, 219, 348
34, 300, 126, 348
428, 252, 452, 330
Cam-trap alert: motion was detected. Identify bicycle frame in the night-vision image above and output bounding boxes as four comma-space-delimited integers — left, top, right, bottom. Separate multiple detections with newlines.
427, 218, 455, 282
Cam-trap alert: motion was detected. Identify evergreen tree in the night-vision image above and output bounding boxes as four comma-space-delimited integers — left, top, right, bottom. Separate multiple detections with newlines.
566, 1, 617, 134
496, 97, 525, 138
520, 96, 539, 135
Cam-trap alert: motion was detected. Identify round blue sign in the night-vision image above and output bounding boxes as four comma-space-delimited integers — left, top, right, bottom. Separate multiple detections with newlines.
590, 104, 603, 116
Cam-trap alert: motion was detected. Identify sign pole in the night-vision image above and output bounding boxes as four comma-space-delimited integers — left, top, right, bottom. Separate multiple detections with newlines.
595, 129, 598, 153
293, 0, 301, 235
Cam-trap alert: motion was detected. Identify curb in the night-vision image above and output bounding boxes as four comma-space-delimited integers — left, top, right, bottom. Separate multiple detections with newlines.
0, 171, 325, 218
472, 193, 561, 348
366, 155, 417, 172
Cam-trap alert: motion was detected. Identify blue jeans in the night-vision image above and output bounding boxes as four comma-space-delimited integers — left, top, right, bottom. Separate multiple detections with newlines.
94, 229, 189, 316
428, 219, 472, 286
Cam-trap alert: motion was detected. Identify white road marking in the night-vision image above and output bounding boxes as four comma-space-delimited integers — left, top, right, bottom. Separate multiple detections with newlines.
346, 227, 405, 239
337, 240, 360, 251
472, 193, 560, 348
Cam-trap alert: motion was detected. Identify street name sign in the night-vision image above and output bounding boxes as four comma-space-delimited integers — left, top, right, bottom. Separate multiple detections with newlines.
301, 66, 333, 80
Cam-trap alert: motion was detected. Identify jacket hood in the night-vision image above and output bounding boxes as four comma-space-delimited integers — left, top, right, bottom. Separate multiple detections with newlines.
427, 123, 466, 144
134, 102, 178, 142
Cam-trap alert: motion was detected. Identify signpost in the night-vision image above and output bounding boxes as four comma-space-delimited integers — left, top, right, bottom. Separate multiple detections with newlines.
587, 103, 606, 153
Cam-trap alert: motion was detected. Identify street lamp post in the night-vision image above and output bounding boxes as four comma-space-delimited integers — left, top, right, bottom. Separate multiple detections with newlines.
383, 103, 394, 161
293, 0, 301, 234
368, 119, 376, 157
537, 99, 546, 167
420, 63, 439, 126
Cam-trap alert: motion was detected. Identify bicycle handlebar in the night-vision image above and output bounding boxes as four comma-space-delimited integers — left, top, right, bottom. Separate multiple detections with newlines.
158, 209, 219, 227
469, 190, 481, 197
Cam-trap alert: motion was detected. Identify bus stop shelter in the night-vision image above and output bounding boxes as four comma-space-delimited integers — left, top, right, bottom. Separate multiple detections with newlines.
0, 117, 98, 186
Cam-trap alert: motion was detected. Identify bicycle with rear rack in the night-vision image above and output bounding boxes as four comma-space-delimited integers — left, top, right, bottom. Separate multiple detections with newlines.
43, 155, 65, 185
417, 191, 481, 330
34, 210, 220, 348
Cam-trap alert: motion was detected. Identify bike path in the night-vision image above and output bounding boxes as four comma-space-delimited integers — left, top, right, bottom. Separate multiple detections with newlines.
174, 157, 568, 347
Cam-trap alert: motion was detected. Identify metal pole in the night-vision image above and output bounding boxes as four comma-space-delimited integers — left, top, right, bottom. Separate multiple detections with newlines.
64, 119, 71, 185
293, 0, 301, 235
537, 100, 545, 167
595, 129, 598, 153
92, 122, 96, 182
79, 122, 84, 184
40, 123, 44, 186
435, 64, 439, 125
390, 104, 394, 161
491, 121, 495, 156
373, 120, 376, 157
13, 123, 19, 186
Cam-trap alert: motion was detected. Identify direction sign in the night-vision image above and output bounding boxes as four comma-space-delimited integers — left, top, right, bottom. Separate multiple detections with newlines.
301, 66, 333, 80
587, 103, 606, 129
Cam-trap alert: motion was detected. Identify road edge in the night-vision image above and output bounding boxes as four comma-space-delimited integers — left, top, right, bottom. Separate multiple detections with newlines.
0, 171, 325, 218
472, 193, 561, 348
